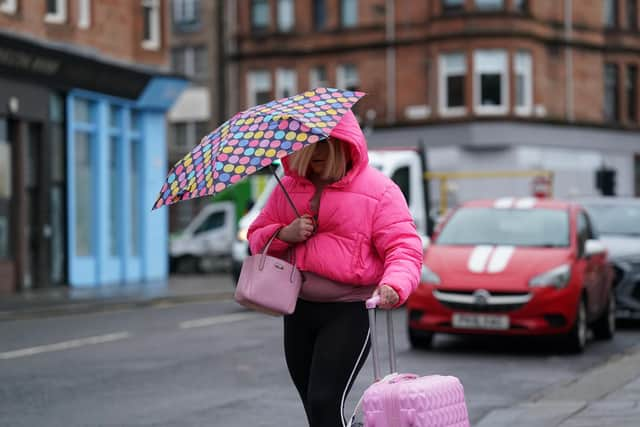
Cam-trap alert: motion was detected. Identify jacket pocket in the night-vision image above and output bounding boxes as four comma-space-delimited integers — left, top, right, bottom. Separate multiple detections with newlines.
351, 233, 366, 274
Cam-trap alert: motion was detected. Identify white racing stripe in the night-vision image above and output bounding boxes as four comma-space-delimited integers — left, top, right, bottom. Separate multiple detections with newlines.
0, 332, 131, 360
487, 246, 515, 273
179, 312, 258, 329
494, 197, 515, 209
468, 246, 494, 273
515, 197, 536, 209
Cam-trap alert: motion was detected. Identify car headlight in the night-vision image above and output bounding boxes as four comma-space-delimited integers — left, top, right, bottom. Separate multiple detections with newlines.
529, 264, 571, 289
421, 264, 441, 285
236, 228, 248, 242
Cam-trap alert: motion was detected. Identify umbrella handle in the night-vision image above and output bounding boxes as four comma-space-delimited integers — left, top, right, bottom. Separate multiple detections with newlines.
270, 165, 301, 218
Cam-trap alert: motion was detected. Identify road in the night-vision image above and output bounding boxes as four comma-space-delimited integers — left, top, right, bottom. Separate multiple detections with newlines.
1, 291, 639, 427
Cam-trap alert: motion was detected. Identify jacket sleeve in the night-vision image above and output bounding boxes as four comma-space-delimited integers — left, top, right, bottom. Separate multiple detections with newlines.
247, 185, 293, 256
371, 184, 424, 306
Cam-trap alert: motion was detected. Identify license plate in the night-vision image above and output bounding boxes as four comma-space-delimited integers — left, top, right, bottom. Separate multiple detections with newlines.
452, 313, 510, 330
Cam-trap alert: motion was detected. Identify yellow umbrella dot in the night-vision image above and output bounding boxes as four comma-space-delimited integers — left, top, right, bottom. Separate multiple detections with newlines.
296, 133, 308, 142
254, 131, 264, 139
245, 118, 254, 124
183, 158, 192, 166
223, 164, 235, 173
235, 119, 245, 125
337, 97, 347, 103
244, 132, 254, 139
266, 149, 276, 157
304, 91, 315, 97
316, 111, 326, 116
285, 131, 296, 141
222, 146, 234, 153
327, 109, 337, 115
255, 148, 266, 156
316, 122, 326, 128
234, 165, 246, 174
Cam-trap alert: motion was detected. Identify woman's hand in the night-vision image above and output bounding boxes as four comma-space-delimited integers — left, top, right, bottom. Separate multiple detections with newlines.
277, 214, 315, 243
373, 284, 400, 309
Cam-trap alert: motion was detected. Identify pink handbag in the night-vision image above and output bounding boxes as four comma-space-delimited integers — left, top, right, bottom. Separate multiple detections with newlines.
234, 229, 302, 316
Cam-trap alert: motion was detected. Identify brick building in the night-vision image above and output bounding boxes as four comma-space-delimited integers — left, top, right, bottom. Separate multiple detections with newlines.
230, 0, 640, 202
0, 0, 186, 292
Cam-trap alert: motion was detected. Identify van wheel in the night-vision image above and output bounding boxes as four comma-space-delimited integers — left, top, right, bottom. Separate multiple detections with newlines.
593, 290, 616, 340
176, 255, 200, 274
566, 296, 587, 353
408, 328, 434, 349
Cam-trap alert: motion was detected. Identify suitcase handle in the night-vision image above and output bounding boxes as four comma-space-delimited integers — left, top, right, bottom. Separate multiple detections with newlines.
365, 295, 397, 381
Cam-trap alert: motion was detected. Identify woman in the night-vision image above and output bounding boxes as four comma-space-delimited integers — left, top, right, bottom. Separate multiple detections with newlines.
247, 110, 422, 427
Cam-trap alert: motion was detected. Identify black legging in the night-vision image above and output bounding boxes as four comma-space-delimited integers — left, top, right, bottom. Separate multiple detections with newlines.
284, 299, 371, 427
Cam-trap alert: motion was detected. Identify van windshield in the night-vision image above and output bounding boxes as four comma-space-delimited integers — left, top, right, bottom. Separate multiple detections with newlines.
437, 207, 570, 247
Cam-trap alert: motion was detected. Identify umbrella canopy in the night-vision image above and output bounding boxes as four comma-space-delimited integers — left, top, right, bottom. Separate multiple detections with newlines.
153, 87, 365, 210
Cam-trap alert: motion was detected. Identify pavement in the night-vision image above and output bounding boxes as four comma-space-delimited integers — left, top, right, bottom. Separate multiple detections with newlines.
0, 273, 236, 321
1, 274, 639, 426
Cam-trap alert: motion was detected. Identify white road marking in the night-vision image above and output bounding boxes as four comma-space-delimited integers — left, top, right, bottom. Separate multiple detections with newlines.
487, 246, 515, 273
0, 332, 131, 360
468, 246, 494, 273
179, 312, 258, 329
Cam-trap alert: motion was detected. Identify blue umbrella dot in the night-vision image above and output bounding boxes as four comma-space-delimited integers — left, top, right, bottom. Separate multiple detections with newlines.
219, 173, 230, 182
250, 157, 261, 165
281, 141, 292, 150
239, 139, 249, 147
275, 130, 285, 139
244, 148, 255, 156
168, 173, 176, 183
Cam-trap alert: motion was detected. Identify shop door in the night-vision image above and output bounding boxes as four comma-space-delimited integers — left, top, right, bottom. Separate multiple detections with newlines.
25, 122, 52, 289
0, 117, 14, 292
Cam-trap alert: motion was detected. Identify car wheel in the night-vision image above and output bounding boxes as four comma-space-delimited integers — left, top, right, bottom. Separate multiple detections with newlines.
592, 290, 616, 340
566, 296, 588, 353
408, 328, 434, 350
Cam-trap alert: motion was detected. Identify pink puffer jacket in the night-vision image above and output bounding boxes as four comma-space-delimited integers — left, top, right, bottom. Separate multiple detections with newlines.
247, 111, 423, 305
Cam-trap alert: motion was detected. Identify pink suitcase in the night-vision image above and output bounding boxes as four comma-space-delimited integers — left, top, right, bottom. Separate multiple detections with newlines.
349, 296, 470, 427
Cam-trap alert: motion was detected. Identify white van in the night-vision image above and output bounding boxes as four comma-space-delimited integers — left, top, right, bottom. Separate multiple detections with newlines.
230, 150, 427, 282
170, 201, 236, 273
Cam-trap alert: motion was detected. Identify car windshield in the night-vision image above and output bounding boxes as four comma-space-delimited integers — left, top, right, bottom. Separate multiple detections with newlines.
582, 204, 640, 236
437, 207, 570, 247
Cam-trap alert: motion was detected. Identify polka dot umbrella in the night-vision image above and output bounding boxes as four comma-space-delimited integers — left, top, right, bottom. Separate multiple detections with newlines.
153, 88, 365, 210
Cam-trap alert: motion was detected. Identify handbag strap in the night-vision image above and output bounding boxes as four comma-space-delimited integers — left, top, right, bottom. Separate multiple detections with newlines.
258, 228, 296, 271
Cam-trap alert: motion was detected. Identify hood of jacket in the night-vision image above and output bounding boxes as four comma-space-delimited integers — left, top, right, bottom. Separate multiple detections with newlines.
282, 110, 369, 188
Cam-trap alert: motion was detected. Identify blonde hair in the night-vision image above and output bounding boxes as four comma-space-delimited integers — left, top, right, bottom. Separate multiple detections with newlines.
287, 137, 348, 181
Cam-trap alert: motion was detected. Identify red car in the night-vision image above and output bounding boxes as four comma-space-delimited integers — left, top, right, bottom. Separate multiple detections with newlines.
407, 198, 616, 353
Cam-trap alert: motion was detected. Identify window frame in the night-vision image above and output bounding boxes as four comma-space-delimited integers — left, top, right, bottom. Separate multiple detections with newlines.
313, 0, 327, 30
626, 64, 638, 123
340, 0, 358, 28
441, 0, 465, 13
251, 0, 270, 33
0, 0, 17, 15
473, 49, 509, 116
172, 0, 198, 26
438, 52, 467, 117
141, 0, 161, 51
628, 0, 638, 30
336, 64, 359, 91
246, 70, 272, 107
604, 0, 618, 29
514, 50, 533, 116
309, 65, 329, 89
45, 0, 67, 24
78, 0, 90, 29
475, 0, 504, 11
275, 68, 298, 99
277, 0, 295, 32
604, 63, 620, 122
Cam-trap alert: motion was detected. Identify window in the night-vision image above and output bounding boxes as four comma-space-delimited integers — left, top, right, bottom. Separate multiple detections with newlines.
173, 123, 188, 147
336, 64, 359, 90
193, 46, 208, 78
313, 0, 326, 29
108, 131, 120, 257
78, 0, 90, 28
73, 98, 95, 257
277, 0, 294, 32
391, 167, 411, 205
195, 212, 226, 234
130, 111, 142, 257
171, 46, 207, 78
475, 0, 503, 10
627, 65, 638, 122
251, 0, 270, 32
439, 52, 467, 116
514, 51, 533, 116
576, 212, 595, 257
628, 0, 638, 29
309, 66, 328, 89
604, 63, 620, 122
442, 0, 464, 12
0, 0, 17, 14
142, 0, 161, 50
604, 0, 618, 28
514, 0, 527, 12
341, 0, 358, 28
173, 0, 198, 25
276, 68, 297, 98
474, 49, 508, 115
45, 0, 67, 23
171, 48, 187, 75
247, 70, 272, 107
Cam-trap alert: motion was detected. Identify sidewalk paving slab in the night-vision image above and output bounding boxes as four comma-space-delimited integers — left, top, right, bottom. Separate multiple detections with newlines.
0, 274, 236, 321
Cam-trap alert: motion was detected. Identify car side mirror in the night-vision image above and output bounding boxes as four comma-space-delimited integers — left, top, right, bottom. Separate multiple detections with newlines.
585, 239, 606, 257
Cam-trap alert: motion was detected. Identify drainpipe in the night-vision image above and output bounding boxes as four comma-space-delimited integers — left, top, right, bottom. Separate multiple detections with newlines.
565, 0, 574, 122
386, 0, 396, 125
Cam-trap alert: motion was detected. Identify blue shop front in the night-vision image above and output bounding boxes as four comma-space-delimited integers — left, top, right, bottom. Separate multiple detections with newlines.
67, 80, 186, 287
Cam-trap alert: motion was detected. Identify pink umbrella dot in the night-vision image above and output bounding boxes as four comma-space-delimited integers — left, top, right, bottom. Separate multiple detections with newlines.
277, 150, 288, 158
308, 135, 320, 143
264, 130, 274, 138
249, 139, 259, 147
270, 140, 281, 148
278, 121, 289, 130
215, 183, 226, 192
259, 122, 268, 130
218, 153, 229, 161
246, 166, 257, 174
261, 158, 272, 167
239, 156, 250, 165
233, 148, 244, 155
230, 174, 242, 184
292, 142, 304, 150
